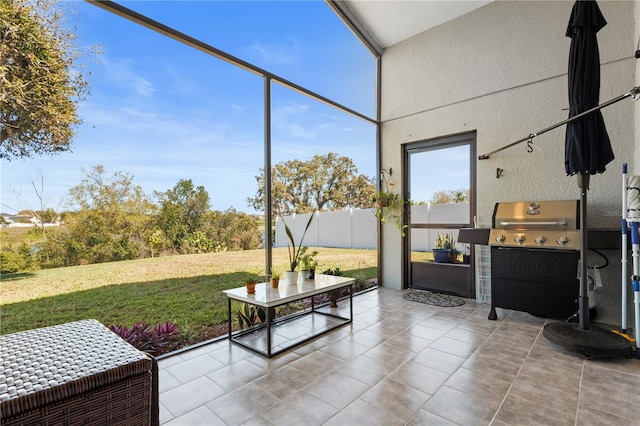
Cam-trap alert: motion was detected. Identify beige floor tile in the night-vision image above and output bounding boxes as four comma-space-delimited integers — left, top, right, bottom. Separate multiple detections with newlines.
252, 364, 310, 399
388, 360, 449, 395
412, 347, 466, 374
206, 358, 267, 391
461, 352, 521, 383
444, 366, 512, 405
579, 379, 640, 421
359, 377, 431, 421
323, 398, 404, 426
304, 370, 370, 409
347, 328, 388, 347
163, 405, 225, 426
408, 323, 448, 340
206, 382, 279, 425
320, 338, 370, 360
429, 335, 479, 359
423, 385, 501, 426
406, 408, 458, 426
260, 391, 338, 425
518, 357, 582, 391
508, 374, 579, 416
582, 361, 640, 393
361, 342, 414, 370
160, 376, 227, 418
337, 357, 394, 386
164, 353, 226, 384
493, 392, 575, 426
576, 404, 640, 426
384, 330, 433, 353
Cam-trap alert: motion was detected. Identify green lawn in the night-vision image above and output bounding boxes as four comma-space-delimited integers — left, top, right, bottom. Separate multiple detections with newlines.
0, 248, 377, 345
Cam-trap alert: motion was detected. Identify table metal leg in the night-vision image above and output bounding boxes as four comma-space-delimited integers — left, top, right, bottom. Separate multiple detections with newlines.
349, 285, 353, 321
266, 304, 272, 358
227, 298, 232, 339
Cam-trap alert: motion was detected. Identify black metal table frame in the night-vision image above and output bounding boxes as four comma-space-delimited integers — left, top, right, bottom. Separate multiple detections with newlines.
226, 285, 353, 358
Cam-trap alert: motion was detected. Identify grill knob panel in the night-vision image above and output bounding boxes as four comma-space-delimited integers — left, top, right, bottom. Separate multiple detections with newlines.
514, 235, 526, 244
535, 235, 547, 245
557, 235, 569, 246
495, 234, 506, 243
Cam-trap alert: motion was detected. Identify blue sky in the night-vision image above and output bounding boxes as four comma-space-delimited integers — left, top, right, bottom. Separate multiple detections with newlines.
1, 1, 377, 215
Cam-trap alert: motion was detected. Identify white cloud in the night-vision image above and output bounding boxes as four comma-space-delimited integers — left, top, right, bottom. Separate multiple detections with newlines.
98, 56, 156, 97
246, 37, 300, 66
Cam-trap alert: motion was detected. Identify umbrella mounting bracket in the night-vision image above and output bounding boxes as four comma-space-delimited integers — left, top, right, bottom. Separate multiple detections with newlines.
478, 86, 640, 160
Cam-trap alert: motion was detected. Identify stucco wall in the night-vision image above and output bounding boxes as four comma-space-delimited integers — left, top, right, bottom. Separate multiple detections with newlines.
379, 1, 638, 327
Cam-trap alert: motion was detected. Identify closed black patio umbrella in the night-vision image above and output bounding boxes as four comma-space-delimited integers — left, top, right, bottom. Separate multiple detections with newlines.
543, 0, 632, 357
564, 0, 613, 177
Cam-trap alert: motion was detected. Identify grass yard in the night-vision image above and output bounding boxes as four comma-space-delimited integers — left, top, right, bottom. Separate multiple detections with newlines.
0, 248, 377, 350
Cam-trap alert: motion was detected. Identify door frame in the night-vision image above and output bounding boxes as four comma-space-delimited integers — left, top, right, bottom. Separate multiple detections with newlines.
402, 131, 477, 296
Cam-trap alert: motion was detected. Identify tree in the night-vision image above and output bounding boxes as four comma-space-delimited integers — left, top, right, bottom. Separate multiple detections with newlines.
155, 179, 211, 253
2, 171, 59, 241
248, 153, 376, 216
38, 165, 156, 266
0, 0, 94, 160
429, 189, 470, 204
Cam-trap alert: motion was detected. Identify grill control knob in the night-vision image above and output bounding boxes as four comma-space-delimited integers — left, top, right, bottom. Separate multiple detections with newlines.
557, 236, 569, 246
495, 234, 506, 243
535, 236, 547, 245
514, 235, 526, 244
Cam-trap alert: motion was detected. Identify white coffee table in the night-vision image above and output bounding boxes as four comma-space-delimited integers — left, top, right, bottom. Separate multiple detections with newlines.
223, 274, 354, 357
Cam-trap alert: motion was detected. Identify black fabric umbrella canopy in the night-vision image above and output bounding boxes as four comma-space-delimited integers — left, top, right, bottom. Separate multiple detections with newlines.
564, 0, 614, 176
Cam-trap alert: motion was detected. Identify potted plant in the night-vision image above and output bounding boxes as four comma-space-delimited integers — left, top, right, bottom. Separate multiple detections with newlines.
372, 191, 409, 236
242, 270, 263, 294
433, 232, 455, 263
237, 303, 266, 329
269, 268, 281, 288
321, 267, 343, 307
299, 246, 319, 281
283, 213, 315, 284
462, 244, 471, 264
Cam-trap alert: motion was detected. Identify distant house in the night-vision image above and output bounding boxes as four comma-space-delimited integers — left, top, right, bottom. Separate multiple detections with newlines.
0, 213, 60, 228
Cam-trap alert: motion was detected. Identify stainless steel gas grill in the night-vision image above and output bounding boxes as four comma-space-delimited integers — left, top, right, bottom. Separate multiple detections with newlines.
488, 200, 581, 320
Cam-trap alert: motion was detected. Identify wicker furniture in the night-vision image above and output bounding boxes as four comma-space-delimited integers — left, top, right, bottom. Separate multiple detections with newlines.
224, 273, 355, 358
0, 319, 158, 426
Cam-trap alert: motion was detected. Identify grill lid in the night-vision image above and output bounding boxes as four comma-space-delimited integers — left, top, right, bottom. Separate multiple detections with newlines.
489, 200, 580, 249
492, 200, 580, 229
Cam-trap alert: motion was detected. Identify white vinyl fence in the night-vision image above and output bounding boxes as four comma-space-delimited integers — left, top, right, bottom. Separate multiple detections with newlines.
275, 203, 469, 251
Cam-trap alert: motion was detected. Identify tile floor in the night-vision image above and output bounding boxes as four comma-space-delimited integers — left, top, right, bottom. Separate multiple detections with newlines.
158, 287, 639, 426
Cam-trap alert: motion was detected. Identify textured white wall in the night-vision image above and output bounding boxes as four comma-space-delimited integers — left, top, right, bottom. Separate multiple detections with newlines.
378, 1, 638, 327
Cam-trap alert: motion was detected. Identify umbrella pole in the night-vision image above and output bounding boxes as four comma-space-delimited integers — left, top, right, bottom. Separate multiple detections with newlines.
544, 173, 632, 358
621, 164, 628, 334
578, 173, 590, 330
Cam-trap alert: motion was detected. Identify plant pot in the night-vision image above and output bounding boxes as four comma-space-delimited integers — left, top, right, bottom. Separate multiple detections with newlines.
301, 270, 311, 282
246, 282, 256, 294
463, 254, 471, 264
432, 249, 451, 263
284, 271, 299, 285
270, 277, 280, 288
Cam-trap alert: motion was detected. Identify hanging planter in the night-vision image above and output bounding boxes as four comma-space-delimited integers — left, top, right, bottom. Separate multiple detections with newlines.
372, 191, 409, 236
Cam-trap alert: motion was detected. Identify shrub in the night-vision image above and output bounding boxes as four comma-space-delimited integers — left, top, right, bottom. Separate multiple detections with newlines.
0, 244, 32, 273
108, 321, 183, 356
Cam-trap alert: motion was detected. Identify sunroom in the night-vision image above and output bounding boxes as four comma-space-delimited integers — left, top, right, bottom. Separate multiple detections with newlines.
1, 1, 639, 425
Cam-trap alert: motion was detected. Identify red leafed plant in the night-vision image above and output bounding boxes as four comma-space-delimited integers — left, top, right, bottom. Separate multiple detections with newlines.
108, 322, 183, 356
